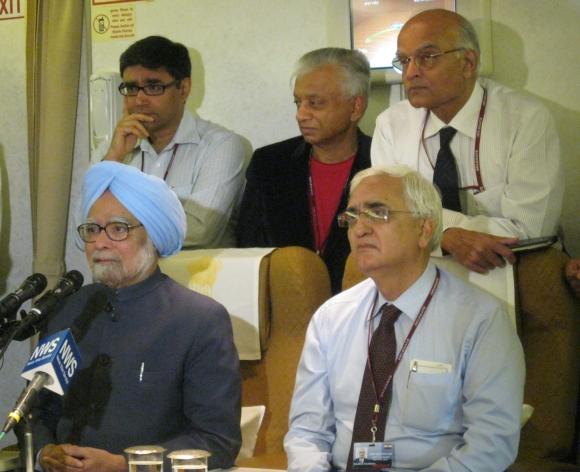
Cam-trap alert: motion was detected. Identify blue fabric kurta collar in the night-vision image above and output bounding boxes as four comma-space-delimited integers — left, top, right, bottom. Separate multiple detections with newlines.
113, 266, 165, 302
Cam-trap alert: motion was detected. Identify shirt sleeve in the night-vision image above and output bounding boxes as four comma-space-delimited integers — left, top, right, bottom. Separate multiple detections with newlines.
419, 306, 525, 472
284, 310, 336, 472
179, 133, 246, 248
444, 102, 563, 239
370, 113, 396, 168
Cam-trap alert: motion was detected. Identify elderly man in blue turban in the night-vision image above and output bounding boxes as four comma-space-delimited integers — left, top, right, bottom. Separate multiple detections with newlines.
28, 162, 242, 472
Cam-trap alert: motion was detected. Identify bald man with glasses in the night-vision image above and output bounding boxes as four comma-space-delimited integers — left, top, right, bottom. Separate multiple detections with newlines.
372, 9, 563, 274
94, 35, 246, 249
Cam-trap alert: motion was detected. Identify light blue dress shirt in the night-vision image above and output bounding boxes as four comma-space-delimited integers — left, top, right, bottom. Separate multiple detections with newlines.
284, 263, 525, 471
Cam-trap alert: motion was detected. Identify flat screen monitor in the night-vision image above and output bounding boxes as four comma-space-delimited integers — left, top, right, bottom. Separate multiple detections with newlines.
350, 0, 456, 71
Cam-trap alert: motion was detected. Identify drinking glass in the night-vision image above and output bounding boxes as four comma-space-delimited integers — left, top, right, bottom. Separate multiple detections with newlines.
124, 445, 166, 472
167, 449, 211, 471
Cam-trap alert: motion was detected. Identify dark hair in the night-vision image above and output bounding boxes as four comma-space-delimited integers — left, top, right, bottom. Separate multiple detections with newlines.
120, 36, 191, 80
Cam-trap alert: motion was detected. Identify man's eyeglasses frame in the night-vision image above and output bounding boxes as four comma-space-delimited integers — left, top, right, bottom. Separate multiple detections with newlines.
77, 222, 144, 243
337, 207, 417, 228
392, 48, 466, 74
118, 80, 180, 96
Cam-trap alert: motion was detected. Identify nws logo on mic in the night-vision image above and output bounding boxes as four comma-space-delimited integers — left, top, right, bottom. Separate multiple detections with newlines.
21, 329, 82, 395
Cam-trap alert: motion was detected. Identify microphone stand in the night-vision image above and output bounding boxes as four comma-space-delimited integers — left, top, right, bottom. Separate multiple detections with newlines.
22, 416, 34, 472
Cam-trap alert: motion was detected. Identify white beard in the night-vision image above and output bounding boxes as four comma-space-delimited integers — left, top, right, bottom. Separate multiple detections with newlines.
90, 239, 157, 288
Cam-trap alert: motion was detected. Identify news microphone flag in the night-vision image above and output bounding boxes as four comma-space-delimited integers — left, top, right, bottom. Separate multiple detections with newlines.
1, 329, 82, 435
21, 328, 82, 395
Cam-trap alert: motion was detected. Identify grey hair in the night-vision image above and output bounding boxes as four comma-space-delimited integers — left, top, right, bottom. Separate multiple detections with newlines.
349, 165, 443, 251
293, 47, 371, 99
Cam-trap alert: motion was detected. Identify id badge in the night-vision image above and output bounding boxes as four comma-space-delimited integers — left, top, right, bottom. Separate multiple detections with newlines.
352, 441, 393, 470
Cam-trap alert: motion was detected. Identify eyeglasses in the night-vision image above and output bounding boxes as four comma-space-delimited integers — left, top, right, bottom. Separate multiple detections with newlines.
118, 80, 179, 96
392, 48, 466, 73
77, 222, 144, 243
337, 206, 417, 228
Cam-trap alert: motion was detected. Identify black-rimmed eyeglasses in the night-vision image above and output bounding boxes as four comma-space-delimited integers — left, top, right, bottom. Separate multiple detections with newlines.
337, 207, 417, 228
118, 80, 180, 96
392, 48, 466, 73
77, 222, 144, 243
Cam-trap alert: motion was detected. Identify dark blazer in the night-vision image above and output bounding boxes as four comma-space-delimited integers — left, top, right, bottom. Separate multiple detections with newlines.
236, 130, 371, 293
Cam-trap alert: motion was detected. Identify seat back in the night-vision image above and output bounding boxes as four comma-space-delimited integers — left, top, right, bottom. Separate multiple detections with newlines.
240, 246, 331, 468
515, 248, 580, 464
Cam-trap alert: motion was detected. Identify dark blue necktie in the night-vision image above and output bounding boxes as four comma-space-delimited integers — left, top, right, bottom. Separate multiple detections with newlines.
433, 127, 462, 212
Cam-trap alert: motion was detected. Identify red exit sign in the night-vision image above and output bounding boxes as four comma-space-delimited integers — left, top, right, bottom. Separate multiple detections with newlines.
0, 0, 23, 20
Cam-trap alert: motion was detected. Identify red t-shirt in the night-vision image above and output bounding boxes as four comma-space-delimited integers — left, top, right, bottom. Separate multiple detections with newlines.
309, 154, 355, 253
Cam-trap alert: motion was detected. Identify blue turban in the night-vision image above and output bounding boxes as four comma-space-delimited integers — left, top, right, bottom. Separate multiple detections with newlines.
82, 162, 186, 257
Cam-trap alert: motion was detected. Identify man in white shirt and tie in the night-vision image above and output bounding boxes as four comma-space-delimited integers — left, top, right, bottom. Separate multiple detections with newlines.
371, 9, 563, 274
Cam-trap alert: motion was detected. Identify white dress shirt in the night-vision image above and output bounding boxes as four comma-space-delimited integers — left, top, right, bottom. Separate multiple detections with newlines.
371, 79, 563, 244
284, 263, 525, 472
94, 111, 246, 248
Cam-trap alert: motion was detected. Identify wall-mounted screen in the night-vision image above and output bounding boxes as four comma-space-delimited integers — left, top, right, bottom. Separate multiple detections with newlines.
350, 0, 456, 70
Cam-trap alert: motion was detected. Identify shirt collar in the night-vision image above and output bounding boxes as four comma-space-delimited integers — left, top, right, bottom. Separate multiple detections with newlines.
139, 110, 200, 153
375, 263, 437, 322
424, 80, 484, 140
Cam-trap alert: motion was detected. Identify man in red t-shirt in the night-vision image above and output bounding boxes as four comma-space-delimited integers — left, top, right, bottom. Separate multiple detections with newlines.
237, 48, 371, 293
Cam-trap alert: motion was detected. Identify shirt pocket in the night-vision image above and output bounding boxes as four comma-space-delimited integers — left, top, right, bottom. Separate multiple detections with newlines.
401, 361, 457, 433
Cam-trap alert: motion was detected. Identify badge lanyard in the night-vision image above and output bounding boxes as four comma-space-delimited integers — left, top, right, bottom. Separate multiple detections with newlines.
140, 143, 179, 182
366, 268, 441, 442
420, 88, 488, 194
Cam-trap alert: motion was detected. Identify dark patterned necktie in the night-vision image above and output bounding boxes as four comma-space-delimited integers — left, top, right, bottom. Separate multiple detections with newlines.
346, 304, 401, 471
433, 127, 462, 212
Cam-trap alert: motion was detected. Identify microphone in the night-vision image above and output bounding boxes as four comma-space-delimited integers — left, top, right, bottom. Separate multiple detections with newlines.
2, 328, 82, 435
12, 271, 84, 341
0, 274, 48, 322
